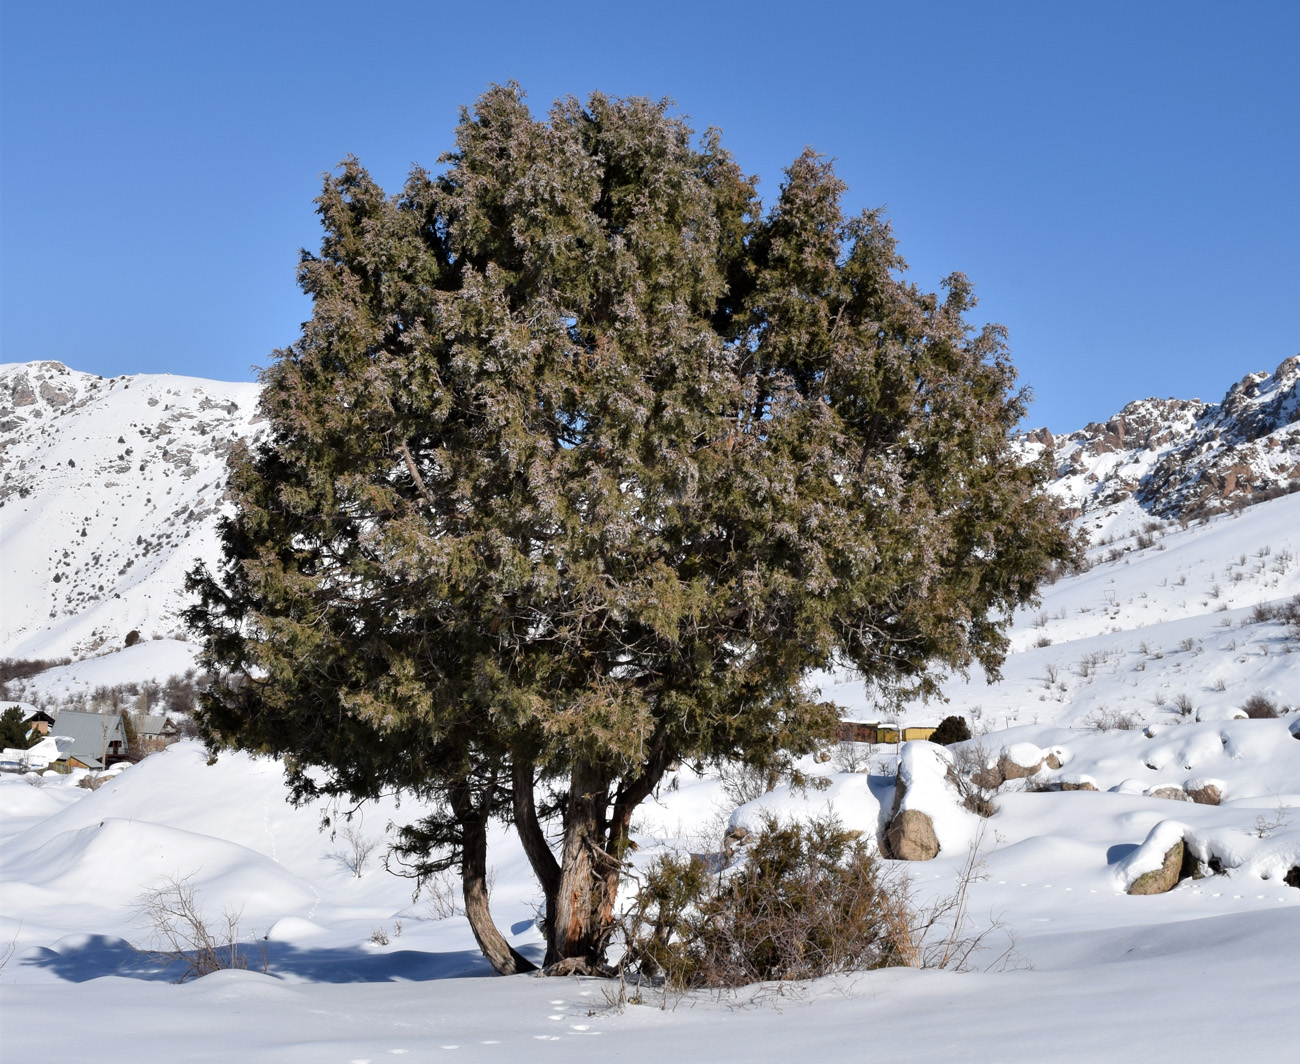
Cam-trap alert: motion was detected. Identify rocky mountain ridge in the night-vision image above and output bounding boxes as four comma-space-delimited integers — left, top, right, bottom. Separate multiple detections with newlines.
1021, 354, 1300, 520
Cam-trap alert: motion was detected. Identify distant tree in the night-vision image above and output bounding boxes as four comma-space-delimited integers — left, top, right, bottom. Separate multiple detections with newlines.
187, 85, 1078, 976
930, 715, 972, 746
0, 706, 34, 749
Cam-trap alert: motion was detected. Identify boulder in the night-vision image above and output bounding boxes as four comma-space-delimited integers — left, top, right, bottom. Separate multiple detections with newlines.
1184, 779, 1223, 806
884, 808, 940, 862
1148, 785, 1189, 802
883, 741, 962, 861
722, 825, 749, 862
1128, 839, 1185, 895
998, 742, 1048, 781
1058, 775, 1097, 792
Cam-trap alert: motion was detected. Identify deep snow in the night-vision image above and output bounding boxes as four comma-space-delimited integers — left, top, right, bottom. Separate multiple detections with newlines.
4, 412, 1300, 1061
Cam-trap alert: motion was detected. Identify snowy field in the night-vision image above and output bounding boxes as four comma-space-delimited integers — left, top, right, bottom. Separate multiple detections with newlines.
4, 495, 1300, 1061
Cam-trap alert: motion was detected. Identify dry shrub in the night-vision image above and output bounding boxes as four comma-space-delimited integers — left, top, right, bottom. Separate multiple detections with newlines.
622, 815, 914, 988
1088, 708, 1140, 730
947, 743, 998, 816
134, 874, 265, 982
1241, 694, 1279, 719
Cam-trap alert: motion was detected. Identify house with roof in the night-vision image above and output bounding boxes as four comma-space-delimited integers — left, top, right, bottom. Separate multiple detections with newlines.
48, 710, 128, 770
136, 713, 182, 754
22, 708, 57, 737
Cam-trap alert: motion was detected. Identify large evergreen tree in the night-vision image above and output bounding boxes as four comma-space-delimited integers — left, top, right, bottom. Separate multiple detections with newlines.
187, 84, 1076, 975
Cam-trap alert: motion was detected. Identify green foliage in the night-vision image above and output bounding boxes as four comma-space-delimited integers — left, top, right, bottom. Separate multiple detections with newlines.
0, 706, 33, 749
930, 714, 972, 746
187, 84, 1078, 972
624, 816, 914, 986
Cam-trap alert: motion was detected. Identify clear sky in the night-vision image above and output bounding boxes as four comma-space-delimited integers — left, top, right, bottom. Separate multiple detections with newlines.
3, 0, 1296, 432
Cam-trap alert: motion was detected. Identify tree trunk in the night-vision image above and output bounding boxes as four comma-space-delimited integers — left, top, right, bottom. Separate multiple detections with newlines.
550, 762, 609, 968
458, 788, 537, 976
589, 743, 672, 960
512, 760, 561, 965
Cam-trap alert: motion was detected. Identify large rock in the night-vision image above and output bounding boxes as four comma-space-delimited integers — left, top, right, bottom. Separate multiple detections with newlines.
998, 742, 1048, 781
883, 741, 965, 862
1185, 778, 1223, 805
883, 808, 940, 862
1128, 840, 1186, 895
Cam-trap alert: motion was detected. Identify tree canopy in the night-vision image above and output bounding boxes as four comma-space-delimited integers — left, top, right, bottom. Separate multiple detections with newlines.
187, 84, 1077, 974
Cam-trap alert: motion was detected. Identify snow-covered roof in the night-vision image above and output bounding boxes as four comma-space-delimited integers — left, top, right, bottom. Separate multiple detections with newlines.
50, 710, 126, 765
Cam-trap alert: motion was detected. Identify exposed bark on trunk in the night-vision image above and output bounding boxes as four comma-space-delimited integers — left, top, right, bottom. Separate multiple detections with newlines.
551, 762, 608, 967
548, 741, 674, 972
456, 783, 537, 976
512, 759, 560, 965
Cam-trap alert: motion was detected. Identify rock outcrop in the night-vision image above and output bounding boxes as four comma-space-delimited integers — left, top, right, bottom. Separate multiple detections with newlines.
1018, 354, 1300, 520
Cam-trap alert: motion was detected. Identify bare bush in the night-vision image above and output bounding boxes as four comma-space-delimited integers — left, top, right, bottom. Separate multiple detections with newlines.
946, 744, 997, 817
134, 874, 265, 982
335, 821, 381, 878
1087, 708, 1139, 730
716, 761, 780, 807
423, 869, 463, 920
833, 741, 869, 773
1172, 693, 1194, 717
910, 828, 1018, 971
1241, 694, 1279, 719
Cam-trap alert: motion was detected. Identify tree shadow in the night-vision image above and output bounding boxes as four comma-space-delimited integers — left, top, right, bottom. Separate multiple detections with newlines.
20, 934, 545, 984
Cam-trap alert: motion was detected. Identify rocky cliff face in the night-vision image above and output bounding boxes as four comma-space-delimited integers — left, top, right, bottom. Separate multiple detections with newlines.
1021, 355, 1300, 520
0, 361, 265, 659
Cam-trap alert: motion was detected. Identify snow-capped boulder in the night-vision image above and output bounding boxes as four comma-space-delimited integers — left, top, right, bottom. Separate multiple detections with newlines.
1120, 820, 1192, 895
1184, 778, 1225, 806
882, 741, 980, 862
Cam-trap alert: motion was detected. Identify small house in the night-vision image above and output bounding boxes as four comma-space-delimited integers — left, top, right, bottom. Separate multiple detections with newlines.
48, 710, 128, 770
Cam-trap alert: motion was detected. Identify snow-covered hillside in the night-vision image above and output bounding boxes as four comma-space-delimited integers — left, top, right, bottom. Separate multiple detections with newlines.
2, 360, 1296, 1061
0, 361, 264, 659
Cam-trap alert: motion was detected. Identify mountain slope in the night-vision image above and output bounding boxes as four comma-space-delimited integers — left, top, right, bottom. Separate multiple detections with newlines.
0, 361, 264, 659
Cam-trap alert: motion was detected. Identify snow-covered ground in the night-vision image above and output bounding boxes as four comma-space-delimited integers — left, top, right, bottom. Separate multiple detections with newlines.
4, 472, 1300, 1061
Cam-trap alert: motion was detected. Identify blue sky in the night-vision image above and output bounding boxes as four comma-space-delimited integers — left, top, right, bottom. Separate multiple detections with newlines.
3, 0, 1296, 432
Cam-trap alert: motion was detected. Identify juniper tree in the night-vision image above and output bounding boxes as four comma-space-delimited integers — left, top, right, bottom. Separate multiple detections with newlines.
187, 84, 1076, 975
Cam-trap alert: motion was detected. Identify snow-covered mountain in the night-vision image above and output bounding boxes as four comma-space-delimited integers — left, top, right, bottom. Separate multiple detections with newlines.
0, 361, 264, 660
1024, 354, 1300, 520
